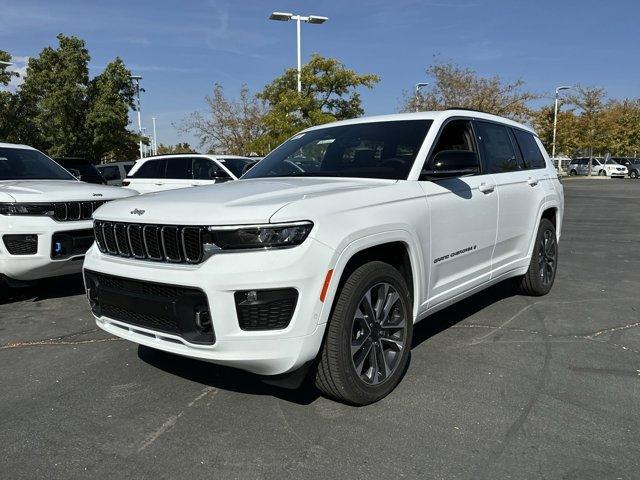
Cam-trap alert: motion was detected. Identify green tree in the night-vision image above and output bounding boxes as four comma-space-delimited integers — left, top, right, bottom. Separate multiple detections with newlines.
156, 142, 196, 154
85, 57, 138, 161
401, 60, 537, 122
254, 54, 379, 151
567, 86, 606, 165
18, 34, 90, 156
0, 50, 21, 142
0, 50, 18, 86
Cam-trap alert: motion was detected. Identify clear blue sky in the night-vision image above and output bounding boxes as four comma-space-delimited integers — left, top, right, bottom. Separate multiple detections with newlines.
2, 0, 639, 148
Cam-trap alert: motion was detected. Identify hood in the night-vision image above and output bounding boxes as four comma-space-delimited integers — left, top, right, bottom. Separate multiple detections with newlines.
0, 180, 138, 202
94, 177, 394, 225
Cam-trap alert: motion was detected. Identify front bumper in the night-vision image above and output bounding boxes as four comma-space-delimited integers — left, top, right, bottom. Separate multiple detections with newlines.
0, 216, 93, 281
83, 237, 336, 376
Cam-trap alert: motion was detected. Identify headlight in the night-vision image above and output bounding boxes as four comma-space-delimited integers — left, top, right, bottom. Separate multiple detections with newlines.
0, 203, 54, 216
204, 221, 313, 250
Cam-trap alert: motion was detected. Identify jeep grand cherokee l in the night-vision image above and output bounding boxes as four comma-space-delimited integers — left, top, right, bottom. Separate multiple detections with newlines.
0, 143, 137, 291
83, 110, 564, 405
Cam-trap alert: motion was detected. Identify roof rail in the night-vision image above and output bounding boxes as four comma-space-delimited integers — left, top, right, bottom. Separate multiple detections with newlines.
445, 107, 490, 114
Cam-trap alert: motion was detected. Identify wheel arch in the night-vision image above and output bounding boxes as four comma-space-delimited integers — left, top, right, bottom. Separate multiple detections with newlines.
319, 231, 424, 326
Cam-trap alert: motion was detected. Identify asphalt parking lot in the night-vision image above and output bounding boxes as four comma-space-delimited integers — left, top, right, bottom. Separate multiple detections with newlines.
1, 178, 639, 479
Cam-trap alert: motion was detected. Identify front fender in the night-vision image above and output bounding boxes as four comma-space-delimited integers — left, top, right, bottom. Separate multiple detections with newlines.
317, 229, 426, 326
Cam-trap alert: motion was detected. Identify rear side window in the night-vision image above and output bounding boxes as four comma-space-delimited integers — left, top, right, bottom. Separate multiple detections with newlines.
192, 158, 231, 180
513, 130, 546, 169
123, 163, 134, 173
165, 157, 192, 179
475, 121, 522, 173
99, 165, 121, 181
131, 159, 166, 178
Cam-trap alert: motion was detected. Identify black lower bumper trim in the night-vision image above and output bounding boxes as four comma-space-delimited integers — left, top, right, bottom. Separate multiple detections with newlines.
84, 270, 215, 345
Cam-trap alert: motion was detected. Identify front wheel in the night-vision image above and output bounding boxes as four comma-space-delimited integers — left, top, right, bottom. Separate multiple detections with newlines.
598, 169, 606, 176
315, 261, 413, 405
517, 218, 558, 296
569, 169, 577, 176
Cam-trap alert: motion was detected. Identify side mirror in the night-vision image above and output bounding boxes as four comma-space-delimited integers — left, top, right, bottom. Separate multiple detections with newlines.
422, 150, 480, 179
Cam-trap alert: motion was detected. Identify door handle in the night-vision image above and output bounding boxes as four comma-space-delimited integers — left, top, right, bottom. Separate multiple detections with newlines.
478, 182, 495, 194
527, 177, 539, 187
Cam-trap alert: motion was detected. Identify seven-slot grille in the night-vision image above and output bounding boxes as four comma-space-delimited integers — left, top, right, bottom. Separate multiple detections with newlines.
94, 220, 204, 264
54, 201, 107, 221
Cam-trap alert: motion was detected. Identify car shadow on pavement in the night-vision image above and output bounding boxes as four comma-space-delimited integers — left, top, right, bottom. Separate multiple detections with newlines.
137, 345, 321, 405
411, 279, 516, 349
0, 273, 86, 305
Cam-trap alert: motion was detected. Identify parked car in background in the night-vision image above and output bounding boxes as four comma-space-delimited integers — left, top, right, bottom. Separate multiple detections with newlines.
53, 157, 107, 184
0, 143, 137, 294
612, 157, 640, 179
568, 157, 627, 177
123, 154, 257, 193
97, 161, 135, 186
83, 110, 564, 404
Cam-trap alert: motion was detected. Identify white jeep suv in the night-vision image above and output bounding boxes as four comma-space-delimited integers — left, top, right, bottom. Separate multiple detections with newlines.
124, 154, 257, 194
83, 111, 564, 405
0, 143, 137, 288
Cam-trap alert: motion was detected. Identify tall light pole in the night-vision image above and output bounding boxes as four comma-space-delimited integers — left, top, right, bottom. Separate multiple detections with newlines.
131, 75, 144, 159
269, 12, 328, 93
415, 82, 429, 112
152, 117, 158, 155
552, 85, 572, 174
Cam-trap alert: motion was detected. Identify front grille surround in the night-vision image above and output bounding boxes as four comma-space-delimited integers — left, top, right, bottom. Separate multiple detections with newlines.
53, 201, 107, 221
94, 220, 204, 264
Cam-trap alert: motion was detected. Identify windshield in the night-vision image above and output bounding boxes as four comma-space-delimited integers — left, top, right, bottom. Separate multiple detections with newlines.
243, 120, 432, 180
0, 147, 75, 181
220, 158, 256, 178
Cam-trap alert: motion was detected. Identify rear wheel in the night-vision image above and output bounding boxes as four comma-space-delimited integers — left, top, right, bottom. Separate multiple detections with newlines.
517, 218, 558, 296
569, 169, 577, 176
598, 169, 606, 176
315, 261, 413, 405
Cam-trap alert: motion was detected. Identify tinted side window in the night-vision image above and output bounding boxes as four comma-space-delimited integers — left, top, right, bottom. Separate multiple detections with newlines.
123, 163, 134, 173
192, 158, 231, 180
100, 165, 121, 180
165, 157, 192, 179
475, 121, 521, 173
513, 129, 546, 169
131, 159, 166, 178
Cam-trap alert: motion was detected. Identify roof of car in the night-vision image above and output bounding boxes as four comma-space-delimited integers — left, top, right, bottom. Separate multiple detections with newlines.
136, 154, 253, 162
0, 142, 36, 150
302, 110, 537, 135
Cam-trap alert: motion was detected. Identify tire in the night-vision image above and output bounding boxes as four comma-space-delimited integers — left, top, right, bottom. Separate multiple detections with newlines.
630, 169, 639, 179
315, 261, 413, 405
517, 218, 558, 296
569, 169, 577, 176
598, 169, 606, 176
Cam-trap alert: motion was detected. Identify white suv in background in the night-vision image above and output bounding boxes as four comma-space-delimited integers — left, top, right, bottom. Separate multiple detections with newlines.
0, 143, 137, 290
568, 157, 627, 177
83, 110, 563, 405
124, 154, 257, 194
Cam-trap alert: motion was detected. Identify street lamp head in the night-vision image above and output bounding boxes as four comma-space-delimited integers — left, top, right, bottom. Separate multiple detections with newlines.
556, 85, 572, 94
0, 60, 13, 67
269, 11, 293, 21
131, 75, 143, 80
416, 82, 429, 88
307, 15, 328, 24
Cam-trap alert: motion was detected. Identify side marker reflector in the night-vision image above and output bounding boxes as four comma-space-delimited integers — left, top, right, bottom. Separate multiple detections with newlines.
320, 269, 333, 302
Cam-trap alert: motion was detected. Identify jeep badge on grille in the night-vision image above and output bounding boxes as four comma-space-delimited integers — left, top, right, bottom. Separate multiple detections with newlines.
130, 208, 145, 216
